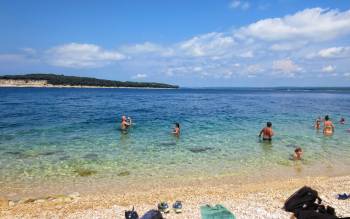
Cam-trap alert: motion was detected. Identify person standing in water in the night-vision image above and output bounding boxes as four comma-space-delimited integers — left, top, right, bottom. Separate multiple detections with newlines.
172, 123, 180, 136
120, 115, 131, 130
259, 122, 274, 141
323, 115, 334, 136
314, 117, 321, 129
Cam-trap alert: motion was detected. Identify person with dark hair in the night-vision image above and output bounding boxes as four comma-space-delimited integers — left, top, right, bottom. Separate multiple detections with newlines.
340, 117, 345, 124
172, 123, 180, 136
259, 122, 274, 141
293, 147, 303, 160
323, 115, 334, 136
314, 117, 321, 129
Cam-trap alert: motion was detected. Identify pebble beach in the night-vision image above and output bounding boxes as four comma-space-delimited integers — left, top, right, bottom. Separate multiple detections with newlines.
1, 175, 349, 218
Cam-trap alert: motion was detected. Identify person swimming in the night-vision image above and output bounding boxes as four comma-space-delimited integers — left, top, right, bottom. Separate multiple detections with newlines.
323, 115, 334, 136
293, 147, 303, 160
340, 117, 345, 125
259, 122, 274, 141
120, 115, 132, 130
314, 117, 321, 129
172, 122, 180, 136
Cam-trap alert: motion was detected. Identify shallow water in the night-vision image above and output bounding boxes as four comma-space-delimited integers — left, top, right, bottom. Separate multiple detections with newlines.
0, 88, 349, 196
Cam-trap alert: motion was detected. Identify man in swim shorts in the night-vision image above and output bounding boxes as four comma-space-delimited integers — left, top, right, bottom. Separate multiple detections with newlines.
323, 115, 334, 136
259, 122, 274, 141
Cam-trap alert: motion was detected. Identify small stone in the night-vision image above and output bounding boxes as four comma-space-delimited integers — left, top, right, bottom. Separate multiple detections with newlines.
34, 199, 45, 203
117, 171, 130, 176
0, 197, 9, 208
68, 192, 80, 198
8, 201, 15, 207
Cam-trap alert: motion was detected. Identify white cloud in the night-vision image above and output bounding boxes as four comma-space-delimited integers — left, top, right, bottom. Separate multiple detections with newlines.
270, 42, 306, 51
272, 59, 302, 76
47, 43, 125, 68
237, 8, 350, 41
121, 42, 174, 57
229, 1, 250, 10
318, 46, 350, 58
239, 50, 254, 58
179, 32, 234, 57
322, 65, 336, 73
132, 73, 147, 79
344, 73, 350, 77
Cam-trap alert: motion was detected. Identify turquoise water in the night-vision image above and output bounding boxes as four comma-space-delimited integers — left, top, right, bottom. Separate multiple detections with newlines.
0, 88, 350, 195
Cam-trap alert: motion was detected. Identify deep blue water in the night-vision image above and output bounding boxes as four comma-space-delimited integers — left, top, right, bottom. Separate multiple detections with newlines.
0, 87, 350, 191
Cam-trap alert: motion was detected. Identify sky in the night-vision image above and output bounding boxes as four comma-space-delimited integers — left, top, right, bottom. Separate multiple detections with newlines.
0, 0, 350, 87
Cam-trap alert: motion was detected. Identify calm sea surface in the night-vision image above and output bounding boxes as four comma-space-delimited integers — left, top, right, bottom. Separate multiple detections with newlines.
0, 88, 350, 196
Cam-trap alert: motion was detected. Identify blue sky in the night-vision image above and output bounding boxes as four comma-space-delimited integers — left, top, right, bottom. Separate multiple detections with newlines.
1, 0, 350, 87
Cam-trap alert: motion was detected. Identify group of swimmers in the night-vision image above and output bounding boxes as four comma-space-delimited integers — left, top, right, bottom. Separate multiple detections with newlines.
120, 115, 181, 136
120, 114, 346, 161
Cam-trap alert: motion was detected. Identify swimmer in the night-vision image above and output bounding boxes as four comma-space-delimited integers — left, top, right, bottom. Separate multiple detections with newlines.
323, 115, 334, 136
340, 117, 345, 125
293, 147, 303, 160
120, 115, 131, 130
172, 123, 180, 136
314, 117, 321, 129
258, 122, 274, 141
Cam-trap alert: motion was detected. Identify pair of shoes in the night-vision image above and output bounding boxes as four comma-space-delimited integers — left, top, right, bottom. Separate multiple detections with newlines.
158, 201, 182, 213
336, 193, 349, 200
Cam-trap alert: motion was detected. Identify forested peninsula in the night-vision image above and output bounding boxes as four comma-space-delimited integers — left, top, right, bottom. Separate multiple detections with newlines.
0, 74, 179, 89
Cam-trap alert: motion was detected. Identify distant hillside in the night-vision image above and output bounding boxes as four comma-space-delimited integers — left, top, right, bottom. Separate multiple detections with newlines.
0, 74, 179, 88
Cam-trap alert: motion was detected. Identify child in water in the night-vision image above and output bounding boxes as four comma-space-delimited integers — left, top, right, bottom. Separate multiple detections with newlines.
259, 122, 274, 141
293, 147, 303, 160
172, 123, 180, 136
340, 117, 345, 124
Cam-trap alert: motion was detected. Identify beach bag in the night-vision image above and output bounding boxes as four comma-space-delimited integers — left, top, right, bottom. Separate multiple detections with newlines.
140, 209, 163, 219
295, 209, 350, 219
284, 186, 321, 212
125, 206, 139, 219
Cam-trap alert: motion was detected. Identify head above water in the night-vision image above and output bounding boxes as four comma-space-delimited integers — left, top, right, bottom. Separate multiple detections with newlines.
175, 123, 180, 128
295, 147, 302, 153
267, 122, 272, 127
122, 115, 127, 121
325, 115, 329, 121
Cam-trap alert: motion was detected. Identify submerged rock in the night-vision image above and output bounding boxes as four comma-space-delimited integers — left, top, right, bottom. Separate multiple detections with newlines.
117, 171, 130, 176
189, 147, 214, 153
159, 142, 177, 146
74, 168, 97, 177
83, 153, 99, 161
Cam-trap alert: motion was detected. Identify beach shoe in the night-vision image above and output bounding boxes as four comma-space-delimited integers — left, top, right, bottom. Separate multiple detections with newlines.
173, 200, 182, 213
336, 193, 349, 200
158, 202, 170, 213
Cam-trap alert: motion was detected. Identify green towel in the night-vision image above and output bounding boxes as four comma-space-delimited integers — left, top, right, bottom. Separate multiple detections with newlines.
200, 204, 235, 219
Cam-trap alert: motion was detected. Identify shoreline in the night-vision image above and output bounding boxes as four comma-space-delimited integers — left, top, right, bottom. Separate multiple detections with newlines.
0, 85, 178, 89
1, 175, 349, 218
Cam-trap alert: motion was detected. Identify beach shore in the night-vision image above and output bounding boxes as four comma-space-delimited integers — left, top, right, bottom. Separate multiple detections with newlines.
1, 175, 349, 219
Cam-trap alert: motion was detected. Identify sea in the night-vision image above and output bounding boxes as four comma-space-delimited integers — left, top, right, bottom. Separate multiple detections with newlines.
0, 87, 350, 197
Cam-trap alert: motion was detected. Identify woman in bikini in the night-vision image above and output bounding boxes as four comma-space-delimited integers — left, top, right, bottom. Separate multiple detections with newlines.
323, 115, 335, 136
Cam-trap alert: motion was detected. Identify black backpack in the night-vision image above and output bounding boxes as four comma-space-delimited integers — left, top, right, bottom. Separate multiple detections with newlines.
284, 186, 322, 212
125, 206, 139, 219
140, 210, 163, 219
